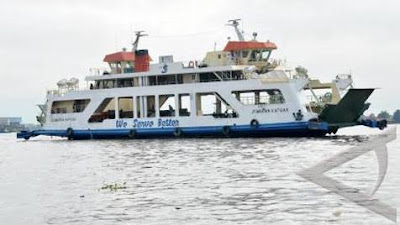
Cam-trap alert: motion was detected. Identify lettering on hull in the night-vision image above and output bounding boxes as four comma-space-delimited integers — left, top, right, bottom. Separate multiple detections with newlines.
118, 119, 180, 128
51, 117, 77, 122
133, 119, 154, 128
252, 107, 289, 114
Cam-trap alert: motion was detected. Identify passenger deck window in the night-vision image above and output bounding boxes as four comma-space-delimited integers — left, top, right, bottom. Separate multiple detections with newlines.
88, 98, 115, 123
232, 89, 285, 105
51, 99, 90, 114
159, 94, 176, 117
195, 92, 238, 118
136, 96, 141, 118
146, 96, 156, 118
118, 97, 133, 118
178, 94, 191, 117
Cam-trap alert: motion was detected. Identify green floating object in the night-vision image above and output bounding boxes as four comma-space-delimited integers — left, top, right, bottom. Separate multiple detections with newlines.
100, 182, 127, 191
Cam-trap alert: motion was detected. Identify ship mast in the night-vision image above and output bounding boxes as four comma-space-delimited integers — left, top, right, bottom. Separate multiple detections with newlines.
132, 31, 148, 52
226, 19, 245, 41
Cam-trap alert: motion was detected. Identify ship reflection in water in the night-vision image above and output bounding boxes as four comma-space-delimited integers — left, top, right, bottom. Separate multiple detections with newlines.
1, 126, 399, 224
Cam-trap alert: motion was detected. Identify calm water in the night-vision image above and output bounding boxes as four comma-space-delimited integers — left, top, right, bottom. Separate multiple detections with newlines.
0, 126, 399, 225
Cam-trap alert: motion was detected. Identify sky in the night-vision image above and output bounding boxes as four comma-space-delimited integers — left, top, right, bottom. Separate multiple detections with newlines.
1, 0, 399, 123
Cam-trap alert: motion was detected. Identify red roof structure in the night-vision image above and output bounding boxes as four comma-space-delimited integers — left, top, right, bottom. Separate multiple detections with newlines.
223, 41, 277, 51
103, 51, 135, 63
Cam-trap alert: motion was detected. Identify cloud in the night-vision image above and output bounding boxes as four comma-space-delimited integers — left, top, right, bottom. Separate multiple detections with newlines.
0, 0, 399, 122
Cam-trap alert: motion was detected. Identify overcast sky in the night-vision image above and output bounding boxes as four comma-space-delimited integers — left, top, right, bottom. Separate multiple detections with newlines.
1, 0, 399, 123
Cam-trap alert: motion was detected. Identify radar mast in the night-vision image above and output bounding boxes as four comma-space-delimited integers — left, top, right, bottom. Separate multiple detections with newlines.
132, 31, 148, 52
226, 19, 245, 41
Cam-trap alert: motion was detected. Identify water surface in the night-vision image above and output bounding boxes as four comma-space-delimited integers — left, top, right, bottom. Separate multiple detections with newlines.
0, 126, 399, 224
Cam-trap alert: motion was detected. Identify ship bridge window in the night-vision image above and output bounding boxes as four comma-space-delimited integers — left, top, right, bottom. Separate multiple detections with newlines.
249, 50, 271, 62
88, 98, 116, 123
232, 89, 285, 105
51, 99, 90, 114
118, 97, 133, 118
196, 92, 237, 118
159, 94, 176, 117
249, 50, 260, 62
261, 50, 271, 61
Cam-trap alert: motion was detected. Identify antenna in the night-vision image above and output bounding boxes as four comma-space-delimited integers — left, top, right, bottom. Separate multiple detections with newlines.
132, 31, 148, 52
226, 19, 245, 41
252, 32, 258, 41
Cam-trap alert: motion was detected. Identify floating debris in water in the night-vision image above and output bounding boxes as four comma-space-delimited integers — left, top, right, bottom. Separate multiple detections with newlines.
332, 209, 343, 217
100, 182, 127, 191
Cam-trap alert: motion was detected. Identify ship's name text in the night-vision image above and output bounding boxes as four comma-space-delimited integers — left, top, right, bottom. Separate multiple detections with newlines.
117, 119, 180, 128
252, 107, 289, 114
51, 117, 77, 122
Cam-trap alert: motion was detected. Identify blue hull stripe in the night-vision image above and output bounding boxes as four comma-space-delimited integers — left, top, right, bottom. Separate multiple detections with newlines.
17, 122, 327, 139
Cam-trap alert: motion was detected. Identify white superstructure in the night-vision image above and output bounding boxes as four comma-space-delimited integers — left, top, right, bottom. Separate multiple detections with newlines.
19, 21, 386, 140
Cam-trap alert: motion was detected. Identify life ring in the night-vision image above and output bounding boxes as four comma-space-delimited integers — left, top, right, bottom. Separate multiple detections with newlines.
222, 126, 230, 137
128, 129, 136, 138
173, 128, 182, 137
250, 119, 259, 128
66, 127, 74, 140
188, 61, 195, 68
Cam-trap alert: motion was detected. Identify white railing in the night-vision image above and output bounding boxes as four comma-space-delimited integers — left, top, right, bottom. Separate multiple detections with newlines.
89, 67, 109, 76
47, 86, 89, 96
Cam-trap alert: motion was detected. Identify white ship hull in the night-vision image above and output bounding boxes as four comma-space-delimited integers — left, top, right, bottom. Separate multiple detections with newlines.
31, 78, 328, 139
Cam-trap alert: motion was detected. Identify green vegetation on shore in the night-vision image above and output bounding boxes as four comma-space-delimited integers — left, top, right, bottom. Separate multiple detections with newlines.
368, 109, 400, 123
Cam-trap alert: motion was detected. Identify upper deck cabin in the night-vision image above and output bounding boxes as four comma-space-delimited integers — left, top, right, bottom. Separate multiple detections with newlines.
66, 20, 288, 93
86, 38, 279, 90
102, 48, 151, 75
203, 40, 277, 72
86, 53, 250, 90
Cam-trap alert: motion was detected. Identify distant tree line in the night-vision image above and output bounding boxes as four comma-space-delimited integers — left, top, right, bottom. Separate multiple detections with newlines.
368, 109, 400, 123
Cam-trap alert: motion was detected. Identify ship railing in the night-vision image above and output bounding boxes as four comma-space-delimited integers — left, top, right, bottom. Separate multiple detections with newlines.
336, 74, 352, 80
305, 94, 332, 105
240, 97, 256, 105
89, 67, 110, 76
47, 87, 90, 96
238, 96, 272, 105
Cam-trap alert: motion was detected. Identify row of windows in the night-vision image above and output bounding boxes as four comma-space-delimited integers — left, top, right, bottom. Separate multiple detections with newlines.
90, 71, 246, 90
88, 93, 231, 123
233, 89, 285, 105
51, 90, 286, 123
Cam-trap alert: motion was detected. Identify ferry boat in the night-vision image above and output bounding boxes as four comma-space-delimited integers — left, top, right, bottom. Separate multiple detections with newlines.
18, 20, 387, 140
